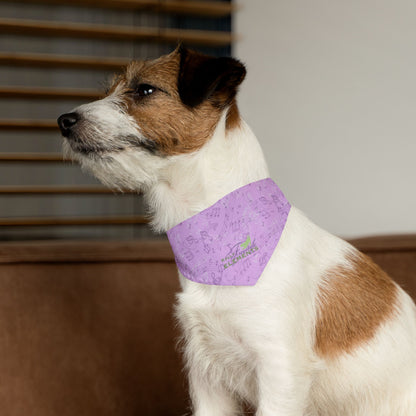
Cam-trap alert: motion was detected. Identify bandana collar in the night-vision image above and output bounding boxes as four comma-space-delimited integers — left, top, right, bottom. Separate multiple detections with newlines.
167, 178, 291, 286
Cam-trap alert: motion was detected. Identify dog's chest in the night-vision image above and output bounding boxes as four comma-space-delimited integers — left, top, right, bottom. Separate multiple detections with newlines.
176, 291, 257, 393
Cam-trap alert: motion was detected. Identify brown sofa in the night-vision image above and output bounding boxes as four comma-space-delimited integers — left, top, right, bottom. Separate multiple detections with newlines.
0, 236, 414, 416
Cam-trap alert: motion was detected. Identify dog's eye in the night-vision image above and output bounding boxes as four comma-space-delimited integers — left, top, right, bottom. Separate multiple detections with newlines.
134, 84, 156, 98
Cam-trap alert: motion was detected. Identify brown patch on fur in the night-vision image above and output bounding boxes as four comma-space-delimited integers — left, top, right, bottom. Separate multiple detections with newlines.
315, 251, 398, 358
226, 98, 241, 130
107, 49, 244, 156
107, 51, 223, 156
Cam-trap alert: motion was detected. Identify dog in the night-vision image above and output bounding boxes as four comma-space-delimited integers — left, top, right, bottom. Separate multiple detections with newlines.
58, 46, 416, 415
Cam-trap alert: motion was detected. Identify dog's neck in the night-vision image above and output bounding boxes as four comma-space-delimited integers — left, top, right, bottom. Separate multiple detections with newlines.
146, 112, 270, 233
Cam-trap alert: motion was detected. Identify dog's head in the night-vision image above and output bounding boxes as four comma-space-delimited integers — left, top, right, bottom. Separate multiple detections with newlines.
57, 46, 246, 191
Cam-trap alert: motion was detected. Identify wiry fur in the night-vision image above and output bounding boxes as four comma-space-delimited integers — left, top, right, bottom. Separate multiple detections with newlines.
58, 48, 416, 415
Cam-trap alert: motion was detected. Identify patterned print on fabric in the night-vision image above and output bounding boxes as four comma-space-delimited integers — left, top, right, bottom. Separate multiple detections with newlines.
167, 178, 291, 286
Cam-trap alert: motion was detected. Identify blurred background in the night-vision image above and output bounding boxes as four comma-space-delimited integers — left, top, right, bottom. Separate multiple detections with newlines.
236, 0, 416, 238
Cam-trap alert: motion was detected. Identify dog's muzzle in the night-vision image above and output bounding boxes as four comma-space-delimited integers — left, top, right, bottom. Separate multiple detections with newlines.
57, 112, 80, 137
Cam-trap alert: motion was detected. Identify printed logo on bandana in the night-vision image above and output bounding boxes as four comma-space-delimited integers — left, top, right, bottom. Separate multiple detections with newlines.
221, 235, 259, 269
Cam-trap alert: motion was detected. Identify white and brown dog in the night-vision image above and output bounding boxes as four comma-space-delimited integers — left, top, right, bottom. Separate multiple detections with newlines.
58, 47, 416, 415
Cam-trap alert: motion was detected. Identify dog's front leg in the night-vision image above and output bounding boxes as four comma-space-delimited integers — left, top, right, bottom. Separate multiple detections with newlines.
189, 369, 240, 416
254, 345, 312, 416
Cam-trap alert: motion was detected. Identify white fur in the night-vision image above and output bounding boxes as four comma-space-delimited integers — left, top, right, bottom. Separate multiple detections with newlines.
169, 118, 416, 415
64, 97, 416, 415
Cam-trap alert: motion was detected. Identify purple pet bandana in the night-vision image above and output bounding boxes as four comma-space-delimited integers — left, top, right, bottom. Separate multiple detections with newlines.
167, 178, 291, 286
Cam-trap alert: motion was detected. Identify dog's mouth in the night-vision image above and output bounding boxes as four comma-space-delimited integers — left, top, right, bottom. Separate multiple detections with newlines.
58, 112, 126, 156
65, 134, 124, 156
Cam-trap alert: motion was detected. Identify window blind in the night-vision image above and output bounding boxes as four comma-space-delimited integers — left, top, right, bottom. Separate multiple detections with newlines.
0, 0, 234, 240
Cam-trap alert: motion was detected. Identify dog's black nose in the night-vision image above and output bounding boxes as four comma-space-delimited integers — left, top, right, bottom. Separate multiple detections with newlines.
57, 112, 79, 137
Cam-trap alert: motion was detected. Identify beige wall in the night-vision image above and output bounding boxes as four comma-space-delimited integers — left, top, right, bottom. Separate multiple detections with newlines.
235, 0, 416, 238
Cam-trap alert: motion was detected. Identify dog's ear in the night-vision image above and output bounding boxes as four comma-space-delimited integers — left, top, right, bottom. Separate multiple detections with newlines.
177, 46, 246, 108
